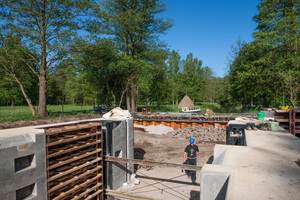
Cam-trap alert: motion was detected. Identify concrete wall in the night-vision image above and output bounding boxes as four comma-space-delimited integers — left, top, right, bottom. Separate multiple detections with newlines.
200, 165, 231, 200
0, 131, 47, 200
0, 118, 134, 200
103, 119, 134, 192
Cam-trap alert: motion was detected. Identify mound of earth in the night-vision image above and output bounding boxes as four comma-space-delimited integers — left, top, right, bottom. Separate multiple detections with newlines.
167, 126, 226, 143
0, 113, 101, 130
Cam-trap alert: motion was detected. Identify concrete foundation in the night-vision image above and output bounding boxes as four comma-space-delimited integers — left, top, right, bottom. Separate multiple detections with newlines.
201, 120, 300, 200
0, 117, 134, 200
0, 130, 47, 200
103, 119, 134, 193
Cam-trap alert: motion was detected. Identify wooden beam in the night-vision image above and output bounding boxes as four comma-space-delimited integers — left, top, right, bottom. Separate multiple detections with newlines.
104, 156, 202, 171
45, 123, 102, 135
48, 158, 102, 182
47, 149, 102, 170
105, 190, 156, 200
47, 141, 101, 159
52, 174, 102, 200
46, 132, 102, 147
71, 183, 103, 200
48, 167, 102, 194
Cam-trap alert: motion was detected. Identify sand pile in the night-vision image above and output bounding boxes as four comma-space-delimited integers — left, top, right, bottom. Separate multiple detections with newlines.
144, 124, 174, 135
167, 126, 226, 143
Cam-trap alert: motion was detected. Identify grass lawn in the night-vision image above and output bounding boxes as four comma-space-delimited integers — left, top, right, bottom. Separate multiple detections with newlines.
0, 105, 94, 122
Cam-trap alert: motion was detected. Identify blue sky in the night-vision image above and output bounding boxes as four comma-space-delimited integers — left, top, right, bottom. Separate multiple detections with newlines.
158, 0, 259, 77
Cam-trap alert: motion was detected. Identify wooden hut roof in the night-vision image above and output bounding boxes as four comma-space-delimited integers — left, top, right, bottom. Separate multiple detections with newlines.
178, 95, 194, 108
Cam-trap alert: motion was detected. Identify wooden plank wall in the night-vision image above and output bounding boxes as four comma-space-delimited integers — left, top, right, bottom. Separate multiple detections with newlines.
45, 123, 103, 200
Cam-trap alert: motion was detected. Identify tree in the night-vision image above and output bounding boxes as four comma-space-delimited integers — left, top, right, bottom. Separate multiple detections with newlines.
0, 34, 38, 115
145, 48, 170, 110
0, 0, 94, 117
94, 0, 173, 112
202, 66, 215, 103
167, 50, 181, 105
180, 53, 204, 102
228, 0, 300, 108
70, 38, 130, 107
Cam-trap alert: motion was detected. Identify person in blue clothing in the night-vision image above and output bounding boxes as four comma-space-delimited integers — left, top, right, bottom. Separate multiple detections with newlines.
183, 138, 199, 184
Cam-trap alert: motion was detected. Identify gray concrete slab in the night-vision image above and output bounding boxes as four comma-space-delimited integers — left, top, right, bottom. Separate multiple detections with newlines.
201, 124, 300, 200
116, 167, 201, 200
0, 132, 47, 200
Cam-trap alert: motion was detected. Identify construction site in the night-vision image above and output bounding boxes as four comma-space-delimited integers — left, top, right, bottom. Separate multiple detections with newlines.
0, 107, 299, 200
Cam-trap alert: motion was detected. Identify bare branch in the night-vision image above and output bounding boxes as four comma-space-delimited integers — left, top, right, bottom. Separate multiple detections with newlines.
0, 61, 14, 77
46, 5, 73, 30
46, 45, 61, 56
18, 57, 39, 77
45, 3, 61, 24
22, 50, 41, 67
46, 16, 76, 40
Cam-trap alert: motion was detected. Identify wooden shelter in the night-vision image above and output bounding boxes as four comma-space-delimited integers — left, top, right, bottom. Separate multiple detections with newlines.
178, 95, 194, 108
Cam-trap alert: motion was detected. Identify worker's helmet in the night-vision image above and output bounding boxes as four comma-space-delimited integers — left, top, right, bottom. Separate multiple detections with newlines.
189, 138, 195, 144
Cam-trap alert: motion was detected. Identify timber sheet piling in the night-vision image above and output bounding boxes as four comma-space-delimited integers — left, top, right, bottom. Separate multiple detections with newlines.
45, 122, 104, 200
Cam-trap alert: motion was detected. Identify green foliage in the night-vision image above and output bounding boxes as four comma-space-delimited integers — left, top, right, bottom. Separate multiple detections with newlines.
91, 0, 174, 111
228, 0, 300, 108
167, 50, 181, 104
1, 0, 272, 117
0, 0, 95, 117
0, 34, 39, 111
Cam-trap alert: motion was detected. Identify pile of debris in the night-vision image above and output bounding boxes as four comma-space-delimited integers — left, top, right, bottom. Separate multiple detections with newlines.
167, 126, 226, 143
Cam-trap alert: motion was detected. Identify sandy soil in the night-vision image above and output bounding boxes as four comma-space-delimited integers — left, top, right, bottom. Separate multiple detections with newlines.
125, 129, 225, 200
134, 130, 218, 167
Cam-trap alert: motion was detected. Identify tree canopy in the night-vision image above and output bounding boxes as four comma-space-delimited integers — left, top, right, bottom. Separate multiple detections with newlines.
1, 0, 299, 114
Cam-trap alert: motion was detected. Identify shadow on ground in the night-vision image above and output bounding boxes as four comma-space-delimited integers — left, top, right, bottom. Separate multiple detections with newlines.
190, 190, 200, 200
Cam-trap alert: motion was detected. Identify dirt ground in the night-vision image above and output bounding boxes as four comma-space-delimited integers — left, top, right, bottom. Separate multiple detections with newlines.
134, 129, 220, 167
0, 114, 226, 199
0, 113, 101, 129
122, 128, 225, 200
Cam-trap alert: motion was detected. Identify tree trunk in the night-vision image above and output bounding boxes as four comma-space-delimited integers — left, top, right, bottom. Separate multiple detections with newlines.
126, 89, 131, 112
131, 86, 136, 112
38, 0, 48, 117
11, 98, 14, 108
16, 79, 36, 116
38, 75, 47, 117
130, 83, 138, 112
156, 102, 160, 111
112, 92, 116, 106
61, 97, 64, 114
118, 84, 128, 107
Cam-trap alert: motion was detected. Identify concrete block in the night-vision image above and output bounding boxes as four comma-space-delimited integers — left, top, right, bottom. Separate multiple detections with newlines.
0, 132, 47, 200
126, 119, 134, 177
200, 164, 232, 200
201, 173, 229, 200
212, 147, 227, 165
0, 133, 35, 149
